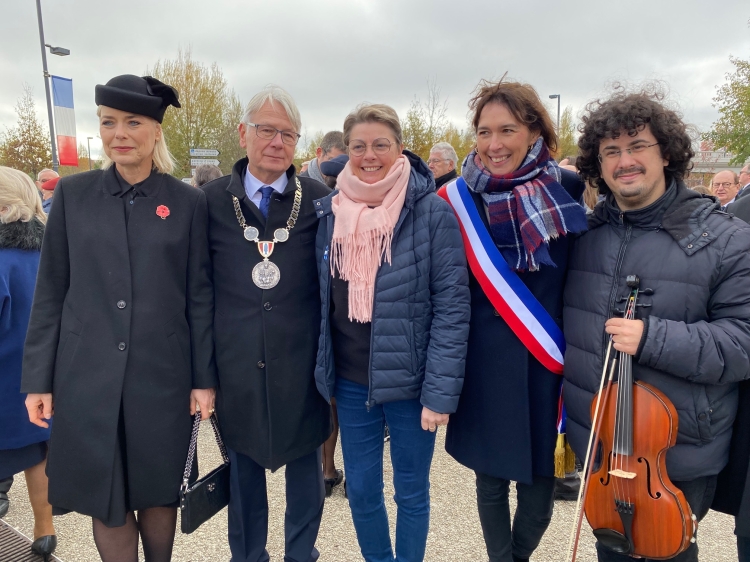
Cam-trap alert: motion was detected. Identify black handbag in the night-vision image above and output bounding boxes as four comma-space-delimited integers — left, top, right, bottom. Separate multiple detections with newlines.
179, 412, 231, 534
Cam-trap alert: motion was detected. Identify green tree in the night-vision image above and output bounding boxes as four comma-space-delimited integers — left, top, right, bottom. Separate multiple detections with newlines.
441, 123, 475, 174
149, 48, 243, 178
704, 55, 750, 165
0, 84, 52, 177
293, 130, 325, 170
555, 106, 577, 160
401, 79, 449, 161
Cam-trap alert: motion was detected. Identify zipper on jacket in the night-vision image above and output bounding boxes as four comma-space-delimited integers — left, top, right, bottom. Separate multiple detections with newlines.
605, 221, 633, 357
364, 201, 414, 411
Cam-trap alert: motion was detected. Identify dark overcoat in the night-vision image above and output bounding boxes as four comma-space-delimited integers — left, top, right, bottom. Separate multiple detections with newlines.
445, 169, 585, 484
21, 167, 216, 521
0, 219, 49, 450
202, 159, 332, 471
714, 197, 750, 536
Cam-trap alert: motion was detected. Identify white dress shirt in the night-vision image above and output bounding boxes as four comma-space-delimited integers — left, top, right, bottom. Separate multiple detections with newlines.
243, 168, 287, 209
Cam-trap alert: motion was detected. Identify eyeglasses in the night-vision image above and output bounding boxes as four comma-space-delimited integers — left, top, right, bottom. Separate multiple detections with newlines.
598, 142, 660, 163
245, 122, 301, 146
348, 138, 394, 157
712, 182, 736, 189
427, 158, 448, 165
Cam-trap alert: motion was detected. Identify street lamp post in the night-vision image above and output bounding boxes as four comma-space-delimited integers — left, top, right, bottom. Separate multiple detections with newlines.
549, 94, 561, 132
86, 136, 93, 170
35, 0, 70, 172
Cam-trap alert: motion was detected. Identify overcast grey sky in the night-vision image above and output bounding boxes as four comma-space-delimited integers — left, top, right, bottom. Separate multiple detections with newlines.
1, 0, 748, 159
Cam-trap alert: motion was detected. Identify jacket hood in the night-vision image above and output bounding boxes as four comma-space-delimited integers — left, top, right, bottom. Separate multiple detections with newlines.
314, 150, 434, 215
0, 218, 44, 251
588, 180, 721, 255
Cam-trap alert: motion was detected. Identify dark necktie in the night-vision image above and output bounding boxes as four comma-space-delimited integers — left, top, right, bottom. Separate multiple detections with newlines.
259, 186, 274, 218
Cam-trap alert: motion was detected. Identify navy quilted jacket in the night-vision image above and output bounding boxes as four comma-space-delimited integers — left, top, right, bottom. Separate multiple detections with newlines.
313, 151, 470, 413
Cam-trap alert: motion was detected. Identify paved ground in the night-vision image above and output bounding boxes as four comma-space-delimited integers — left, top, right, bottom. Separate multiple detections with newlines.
2, 424, 738, 561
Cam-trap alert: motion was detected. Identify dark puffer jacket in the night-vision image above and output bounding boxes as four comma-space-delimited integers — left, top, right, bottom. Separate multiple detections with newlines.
563, 181, 750, 481
314, 151, 471, 413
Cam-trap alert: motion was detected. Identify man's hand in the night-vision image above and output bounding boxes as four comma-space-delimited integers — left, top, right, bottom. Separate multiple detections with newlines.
190, 388, 216, 420
605, 318, 644, 356
421, 407, 449, 432
26, 393, 53, 428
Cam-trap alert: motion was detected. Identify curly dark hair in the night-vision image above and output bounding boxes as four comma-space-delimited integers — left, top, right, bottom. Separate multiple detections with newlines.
577, 89, 694, 194
469, 78, 558, 154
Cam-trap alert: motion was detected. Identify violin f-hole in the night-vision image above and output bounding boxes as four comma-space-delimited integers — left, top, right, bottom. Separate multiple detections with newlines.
638, 457, 662, 499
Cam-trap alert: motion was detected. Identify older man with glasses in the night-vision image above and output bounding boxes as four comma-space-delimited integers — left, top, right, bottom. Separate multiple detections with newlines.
711, 170, 740, 209
427, 141, 459, 188
202, 86, 332, 562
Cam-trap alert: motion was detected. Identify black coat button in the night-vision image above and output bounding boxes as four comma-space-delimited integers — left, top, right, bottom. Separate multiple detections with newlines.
263, 302, 272, 311
493, 310, 500, 317
257, 361, 265, 369
117, 300, 126, 309
698, 413, 707, 421
118, 342, 127, 351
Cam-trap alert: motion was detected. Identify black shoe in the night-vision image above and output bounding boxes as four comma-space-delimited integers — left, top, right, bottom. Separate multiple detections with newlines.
555, 472, 581, 501
384, 425, 390, 443
324, 469, 344, 497
31, 535, 57, 561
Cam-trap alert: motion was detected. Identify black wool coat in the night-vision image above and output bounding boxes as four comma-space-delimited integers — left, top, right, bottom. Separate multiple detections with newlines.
21, 167, 216, 521
445, 169, 585, 484
202, 159, 332, 470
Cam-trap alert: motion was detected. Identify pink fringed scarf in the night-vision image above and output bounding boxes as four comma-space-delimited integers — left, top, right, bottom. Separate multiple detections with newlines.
330, 155, 411, 323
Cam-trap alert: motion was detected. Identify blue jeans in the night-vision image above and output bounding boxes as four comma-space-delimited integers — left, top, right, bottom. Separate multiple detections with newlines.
334, 377, 437, 562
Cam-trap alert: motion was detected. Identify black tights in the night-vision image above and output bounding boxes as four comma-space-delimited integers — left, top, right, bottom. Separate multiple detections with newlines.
92, 507, 177, 562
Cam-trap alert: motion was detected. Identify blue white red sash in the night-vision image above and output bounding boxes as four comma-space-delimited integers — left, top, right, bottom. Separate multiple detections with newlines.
438, 178, 565, 375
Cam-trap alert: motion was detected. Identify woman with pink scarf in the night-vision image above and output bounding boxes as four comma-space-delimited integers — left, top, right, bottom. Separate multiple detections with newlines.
313, 103, 470, 562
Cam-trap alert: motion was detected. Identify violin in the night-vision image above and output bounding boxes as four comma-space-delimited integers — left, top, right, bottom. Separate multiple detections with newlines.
567, 275, 696, 560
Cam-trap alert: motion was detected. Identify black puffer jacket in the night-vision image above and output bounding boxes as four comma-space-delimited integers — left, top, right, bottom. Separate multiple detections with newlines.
563, 181, 750, 481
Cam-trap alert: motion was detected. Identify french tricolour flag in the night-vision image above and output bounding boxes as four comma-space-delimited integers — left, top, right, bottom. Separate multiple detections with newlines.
51, 76, 78, 167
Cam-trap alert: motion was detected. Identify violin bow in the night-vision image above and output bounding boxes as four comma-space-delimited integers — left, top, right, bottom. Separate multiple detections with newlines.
565, 276, 640, 562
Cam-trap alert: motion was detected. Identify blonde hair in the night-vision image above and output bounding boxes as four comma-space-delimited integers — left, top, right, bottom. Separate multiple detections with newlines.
97, 107, 176, 174
0, 166, 47, 225
343, 104, 403, 146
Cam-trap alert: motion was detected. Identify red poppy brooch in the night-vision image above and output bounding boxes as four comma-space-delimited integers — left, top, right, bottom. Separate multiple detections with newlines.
156, 205, 170, 220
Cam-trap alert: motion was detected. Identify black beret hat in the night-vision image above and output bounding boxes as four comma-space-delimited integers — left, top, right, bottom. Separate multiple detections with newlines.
95, 75, 180, 123
320, 154, 349, 178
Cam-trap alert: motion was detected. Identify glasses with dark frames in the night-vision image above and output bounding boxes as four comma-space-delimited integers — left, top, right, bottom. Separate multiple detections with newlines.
246, 122, 301, 146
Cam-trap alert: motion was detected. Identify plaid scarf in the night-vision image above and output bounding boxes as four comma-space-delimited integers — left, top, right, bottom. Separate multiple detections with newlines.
461, 138, 587, 271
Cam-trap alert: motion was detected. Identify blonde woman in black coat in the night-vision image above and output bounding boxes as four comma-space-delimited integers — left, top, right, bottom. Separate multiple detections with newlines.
22, 75, 217, 562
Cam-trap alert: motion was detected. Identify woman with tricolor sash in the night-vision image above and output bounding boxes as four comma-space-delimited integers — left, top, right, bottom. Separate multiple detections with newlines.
443, 78, 587, 562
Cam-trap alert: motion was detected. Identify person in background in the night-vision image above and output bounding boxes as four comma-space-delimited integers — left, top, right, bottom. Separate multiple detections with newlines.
192, 164, 223, 188
691, 184, 712, 196
444, 79, 587, 562
34, 169, 58, 193
735, 164, 750, 200
0, 166, 56, 560
301, 131, 347, 185
314, 152, 349, 497
427, 142, 459, 188
22, 74, 216, 562
711, 170, 740, 209
40, 177, 59, 214
314, 103, 470, 562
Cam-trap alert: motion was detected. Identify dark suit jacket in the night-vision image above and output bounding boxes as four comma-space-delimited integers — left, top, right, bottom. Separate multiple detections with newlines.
203, 159, 332, 470
727, 193, 750, 223
22, 167, 216, 521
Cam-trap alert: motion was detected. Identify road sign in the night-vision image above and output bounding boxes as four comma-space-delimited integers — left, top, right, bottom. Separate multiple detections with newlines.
190, 148, 220, 157
190, 158, 220, 167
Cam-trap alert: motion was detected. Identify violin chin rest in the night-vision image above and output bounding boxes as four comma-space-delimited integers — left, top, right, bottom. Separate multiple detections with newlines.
593, 528, 633, 555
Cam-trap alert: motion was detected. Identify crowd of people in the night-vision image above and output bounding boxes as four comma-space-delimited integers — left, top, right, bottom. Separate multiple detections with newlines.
0, 72, 749, 562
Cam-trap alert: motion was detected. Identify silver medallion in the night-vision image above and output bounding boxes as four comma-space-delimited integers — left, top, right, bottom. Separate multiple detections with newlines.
244, 226, 259, 241
252, 260, 281, 289
274, 228, 289, 242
